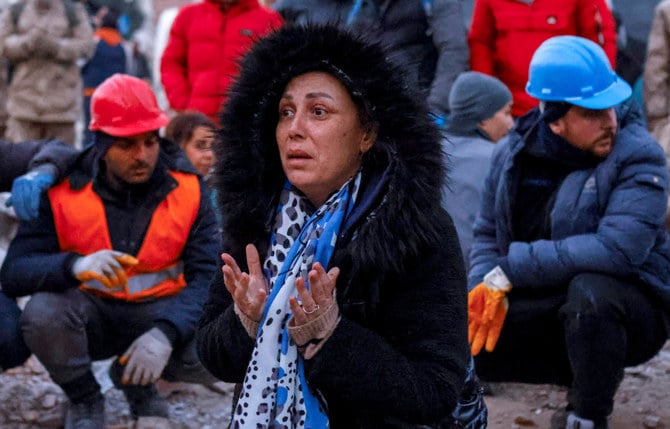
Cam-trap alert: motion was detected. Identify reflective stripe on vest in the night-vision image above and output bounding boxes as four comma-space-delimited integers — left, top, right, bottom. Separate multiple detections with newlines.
81, 262, 183, 295
48, 171, 201, 301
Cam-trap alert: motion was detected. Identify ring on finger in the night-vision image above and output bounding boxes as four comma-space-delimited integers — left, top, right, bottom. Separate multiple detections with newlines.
302, 304, 320, 315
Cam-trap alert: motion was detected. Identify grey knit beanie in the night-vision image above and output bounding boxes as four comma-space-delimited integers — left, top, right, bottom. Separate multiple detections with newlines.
447, 71, 512, 131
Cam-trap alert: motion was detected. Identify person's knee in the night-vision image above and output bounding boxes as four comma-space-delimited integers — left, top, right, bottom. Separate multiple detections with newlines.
564, 273, 622, 318
20, 293, 69, 335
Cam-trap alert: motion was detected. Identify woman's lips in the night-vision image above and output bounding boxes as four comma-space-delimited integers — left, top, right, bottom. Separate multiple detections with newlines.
287, 149, 311, 159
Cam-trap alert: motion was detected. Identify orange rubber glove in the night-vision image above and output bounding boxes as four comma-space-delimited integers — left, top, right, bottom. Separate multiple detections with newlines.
72, 250, 139, 289
468, 266, 512, 355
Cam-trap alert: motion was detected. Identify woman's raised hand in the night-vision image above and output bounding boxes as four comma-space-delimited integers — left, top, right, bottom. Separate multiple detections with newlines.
289, 262, 340, 325
221, 244, 268, 322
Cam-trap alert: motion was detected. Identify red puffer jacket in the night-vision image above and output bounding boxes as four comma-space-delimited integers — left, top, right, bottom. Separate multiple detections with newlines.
160, 0, 282, 124
468, 0, 616, 117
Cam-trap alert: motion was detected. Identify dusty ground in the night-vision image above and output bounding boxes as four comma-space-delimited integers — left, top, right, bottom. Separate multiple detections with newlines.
0, 340, 668, 428
484, 339, 670, 429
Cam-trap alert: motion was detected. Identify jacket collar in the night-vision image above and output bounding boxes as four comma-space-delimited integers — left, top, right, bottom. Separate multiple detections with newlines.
511, 108, 603, 169
67, 138, 198, 190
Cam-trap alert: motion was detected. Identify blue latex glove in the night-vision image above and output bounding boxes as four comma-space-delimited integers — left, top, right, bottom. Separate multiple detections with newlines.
6, 168, 55, 221
429, 112, 447, 129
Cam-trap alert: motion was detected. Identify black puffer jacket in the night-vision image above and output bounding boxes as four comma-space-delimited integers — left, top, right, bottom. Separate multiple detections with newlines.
196, 24, 468, 428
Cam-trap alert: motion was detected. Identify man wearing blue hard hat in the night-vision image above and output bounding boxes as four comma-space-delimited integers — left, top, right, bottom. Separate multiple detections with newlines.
467, 35, 670, 429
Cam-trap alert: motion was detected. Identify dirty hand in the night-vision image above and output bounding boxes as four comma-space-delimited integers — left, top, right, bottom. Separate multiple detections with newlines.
221, 244, 268, 323
468, 266, 512, 355
6, 168, 55, 221
120, 328, 172, 385
71, 250, 139, 289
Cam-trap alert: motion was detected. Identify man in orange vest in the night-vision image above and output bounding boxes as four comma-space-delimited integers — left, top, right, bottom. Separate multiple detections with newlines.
0, 74, 219, 429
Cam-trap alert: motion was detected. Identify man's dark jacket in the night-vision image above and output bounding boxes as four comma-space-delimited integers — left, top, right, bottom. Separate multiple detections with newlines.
0, 140, 219, 344
469, 103, 670, 330
0, 139, 77, 191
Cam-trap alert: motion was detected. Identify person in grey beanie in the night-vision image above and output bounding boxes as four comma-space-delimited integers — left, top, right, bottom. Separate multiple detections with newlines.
441, 71, 513, 268
445, 71, 514, 141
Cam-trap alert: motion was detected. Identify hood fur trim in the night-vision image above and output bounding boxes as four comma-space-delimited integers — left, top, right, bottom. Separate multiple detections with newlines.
213, 24, 446, 272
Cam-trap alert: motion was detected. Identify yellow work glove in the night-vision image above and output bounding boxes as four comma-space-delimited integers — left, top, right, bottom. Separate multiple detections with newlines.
72, 250, 139, 289
468, 266, 512, 355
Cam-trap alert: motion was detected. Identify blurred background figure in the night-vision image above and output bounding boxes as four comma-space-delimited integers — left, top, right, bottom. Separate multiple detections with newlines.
0, 0, 95, 145
612, 9, 646, 92
160, 0, 282, 125
164, 110, 220, 228
0, 0, 9, 139
441, 71, 513, 268
643, 0, 670, 230
272, 0, 469, 120
610, 0, 659, 107
164, 111, 216, 179
83, 0, 155, 80
151, 4, 181, 111
81, 6, 127, 148
644, 0, 670, 147
468, 0, 617, 118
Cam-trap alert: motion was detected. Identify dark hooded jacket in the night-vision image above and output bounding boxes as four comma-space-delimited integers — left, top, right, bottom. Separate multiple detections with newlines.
195, 24, 468, 428
469, 103, 670, 330
272, 0, 469, 116
0, 138, 78, 191
0, 139, 219, 345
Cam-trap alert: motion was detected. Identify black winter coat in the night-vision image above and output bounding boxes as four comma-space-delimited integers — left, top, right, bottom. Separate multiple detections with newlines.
195, 24, 469, 428
272, 0, 469, 116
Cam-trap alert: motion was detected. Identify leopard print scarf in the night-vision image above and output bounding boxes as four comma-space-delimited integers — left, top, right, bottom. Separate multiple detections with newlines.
231, 173, 361, 429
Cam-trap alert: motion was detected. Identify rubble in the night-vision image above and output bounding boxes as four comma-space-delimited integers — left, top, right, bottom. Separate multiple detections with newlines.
2, 343, 668, 428
0, 356, 235, 428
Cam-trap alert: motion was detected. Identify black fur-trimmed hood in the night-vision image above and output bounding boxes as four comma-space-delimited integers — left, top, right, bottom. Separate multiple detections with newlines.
213, 24, 446, 274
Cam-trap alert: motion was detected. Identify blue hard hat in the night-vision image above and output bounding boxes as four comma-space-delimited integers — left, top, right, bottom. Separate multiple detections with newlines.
526, 36, 631, 109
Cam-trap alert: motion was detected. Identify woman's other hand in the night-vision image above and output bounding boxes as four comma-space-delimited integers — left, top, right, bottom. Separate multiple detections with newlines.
221, 244, 268, 322
289, 262, 340, 325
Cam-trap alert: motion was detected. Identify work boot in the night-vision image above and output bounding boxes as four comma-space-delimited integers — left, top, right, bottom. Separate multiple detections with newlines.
109, 358, 169, 419
63, 392, 105, 429
123, 383, 169, 419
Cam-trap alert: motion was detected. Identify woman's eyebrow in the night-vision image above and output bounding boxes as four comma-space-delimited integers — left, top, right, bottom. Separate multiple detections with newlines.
306, 92, 333, 100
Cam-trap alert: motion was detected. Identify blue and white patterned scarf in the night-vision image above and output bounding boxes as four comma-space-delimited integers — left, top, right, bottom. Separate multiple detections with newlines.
231, 173, 361, 429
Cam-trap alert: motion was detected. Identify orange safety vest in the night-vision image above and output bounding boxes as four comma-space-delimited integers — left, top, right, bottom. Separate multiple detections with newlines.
48, 171, 201, 301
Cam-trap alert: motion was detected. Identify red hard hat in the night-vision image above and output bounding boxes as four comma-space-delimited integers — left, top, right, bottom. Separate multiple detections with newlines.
89, 74, 169, 136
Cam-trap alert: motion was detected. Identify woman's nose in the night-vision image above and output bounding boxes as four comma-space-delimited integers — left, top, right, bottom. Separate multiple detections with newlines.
287, 112, 306, 138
